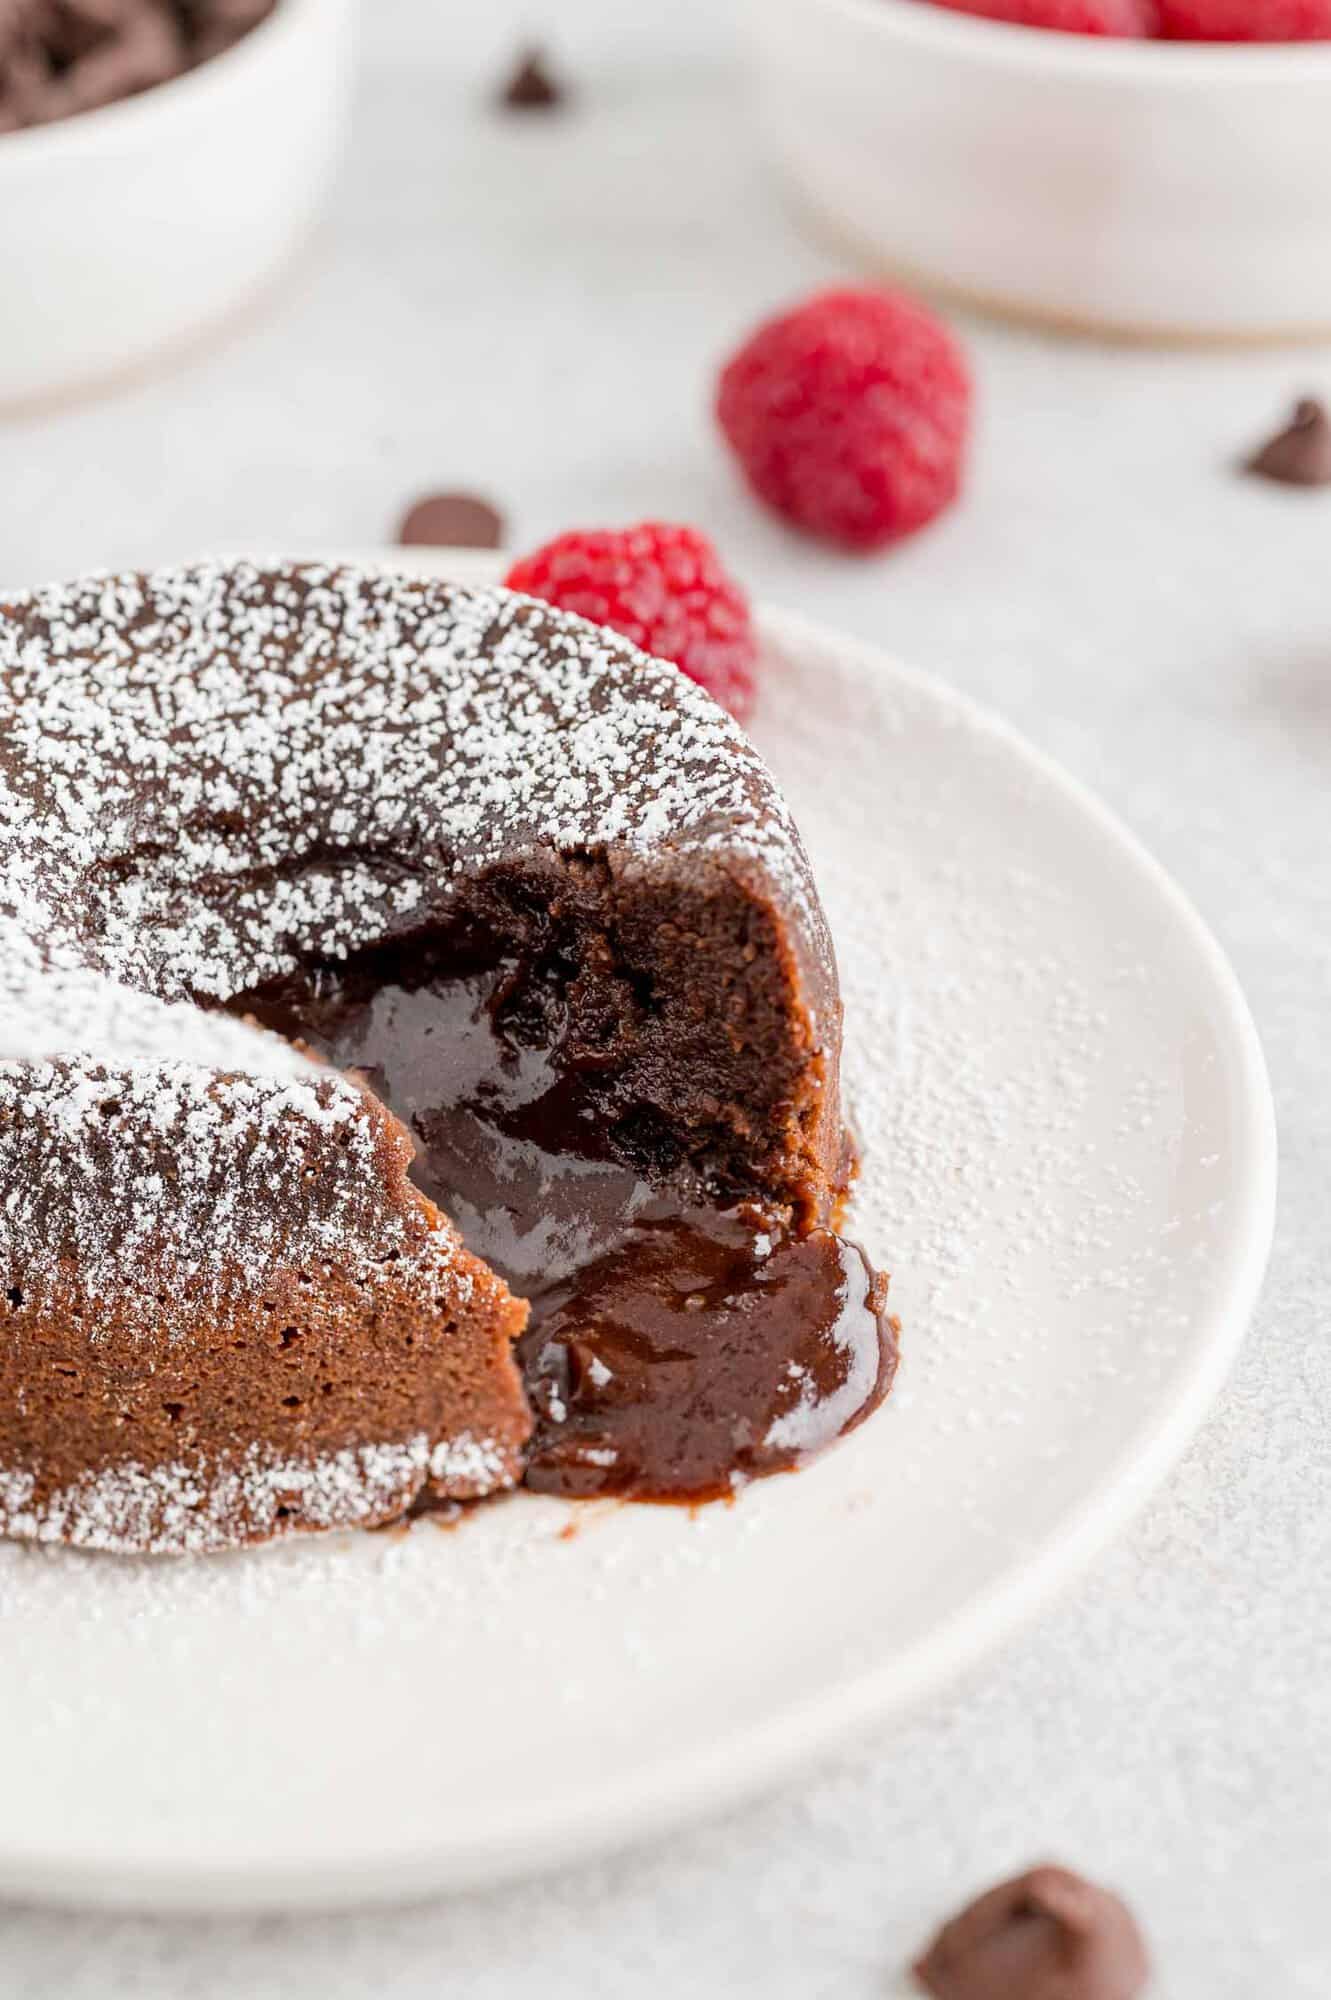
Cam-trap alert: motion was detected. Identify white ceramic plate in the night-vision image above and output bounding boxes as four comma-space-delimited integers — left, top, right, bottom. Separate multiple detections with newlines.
0, 564, 1276, 1911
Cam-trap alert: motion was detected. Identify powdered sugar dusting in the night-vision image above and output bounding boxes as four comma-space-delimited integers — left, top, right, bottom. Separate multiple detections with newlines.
0, 1430, 512, 1557
756, 617, 1237, 1497
0, 1055, 460, 1316
0, 560, 827, 1556
0, 557, 813, 1011
0, 559, 820, 1285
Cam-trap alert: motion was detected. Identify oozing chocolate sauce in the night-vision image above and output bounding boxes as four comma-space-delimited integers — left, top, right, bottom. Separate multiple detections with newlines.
234, 934, 894, 1502
521, 1213, 887, 1500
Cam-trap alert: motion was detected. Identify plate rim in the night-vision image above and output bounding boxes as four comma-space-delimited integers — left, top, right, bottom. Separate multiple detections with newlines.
0, 567, 1278, 1911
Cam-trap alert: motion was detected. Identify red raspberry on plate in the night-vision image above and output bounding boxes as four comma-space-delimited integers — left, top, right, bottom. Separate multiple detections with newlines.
1158, 0, 1331, 34
927, 0, 1153, 29
505, 522, 758, 721
716, 287, 972, 552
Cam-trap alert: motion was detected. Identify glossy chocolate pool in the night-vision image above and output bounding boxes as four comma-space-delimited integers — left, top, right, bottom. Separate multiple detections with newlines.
235, 929, 895, 1501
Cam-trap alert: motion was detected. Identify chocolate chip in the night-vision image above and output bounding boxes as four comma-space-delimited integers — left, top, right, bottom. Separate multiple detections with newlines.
56, 7, 185, 119
497, 46, 564, 112
396, 493, 506, 552
1244, 397, 1331, 488
913, 1864, 1151, 2000
0, 0, 275, 130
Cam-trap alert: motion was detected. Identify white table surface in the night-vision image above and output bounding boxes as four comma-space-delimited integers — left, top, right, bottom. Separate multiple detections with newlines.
3, 2, 1329, 1993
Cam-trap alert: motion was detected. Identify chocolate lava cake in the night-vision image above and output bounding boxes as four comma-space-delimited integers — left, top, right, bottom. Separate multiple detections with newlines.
0, 560, 895, 1555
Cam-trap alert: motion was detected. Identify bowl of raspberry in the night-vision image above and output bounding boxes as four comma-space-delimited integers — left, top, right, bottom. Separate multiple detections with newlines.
746, 0, 1331, 339
0, 0, 356, 409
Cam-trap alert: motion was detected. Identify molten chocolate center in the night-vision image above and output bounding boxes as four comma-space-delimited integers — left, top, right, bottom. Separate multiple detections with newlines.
236, 934, 893, 1502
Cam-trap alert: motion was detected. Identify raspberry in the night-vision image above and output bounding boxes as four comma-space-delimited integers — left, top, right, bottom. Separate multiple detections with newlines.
1158, 0, 1331, 33
505, 523, 757, 721
716, 288, 972, 552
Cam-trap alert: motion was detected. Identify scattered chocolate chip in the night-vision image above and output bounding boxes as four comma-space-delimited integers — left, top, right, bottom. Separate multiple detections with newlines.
497, 45, 564, 112
396, 493, 505, 552
913, 1864, 1151, 2000
1244, 397, 1331, 488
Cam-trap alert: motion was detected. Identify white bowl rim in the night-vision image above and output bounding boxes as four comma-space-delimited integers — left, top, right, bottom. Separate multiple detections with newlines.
0, 0, 338, 164
794, 0, 1331, 82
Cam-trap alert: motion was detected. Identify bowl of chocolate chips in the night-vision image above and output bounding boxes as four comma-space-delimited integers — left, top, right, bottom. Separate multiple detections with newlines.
0, 0, 355, 408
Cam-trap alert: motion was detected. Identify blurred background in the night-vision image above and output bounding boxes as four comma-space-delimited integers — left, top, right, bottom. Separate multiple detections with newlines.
5, 1, 1329, 806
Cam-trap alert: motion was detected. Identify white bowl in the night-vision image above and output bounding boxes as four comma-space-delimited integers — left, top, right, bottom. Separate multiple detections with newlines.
0, 0, 356, 410
747, 0, 1331, 340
